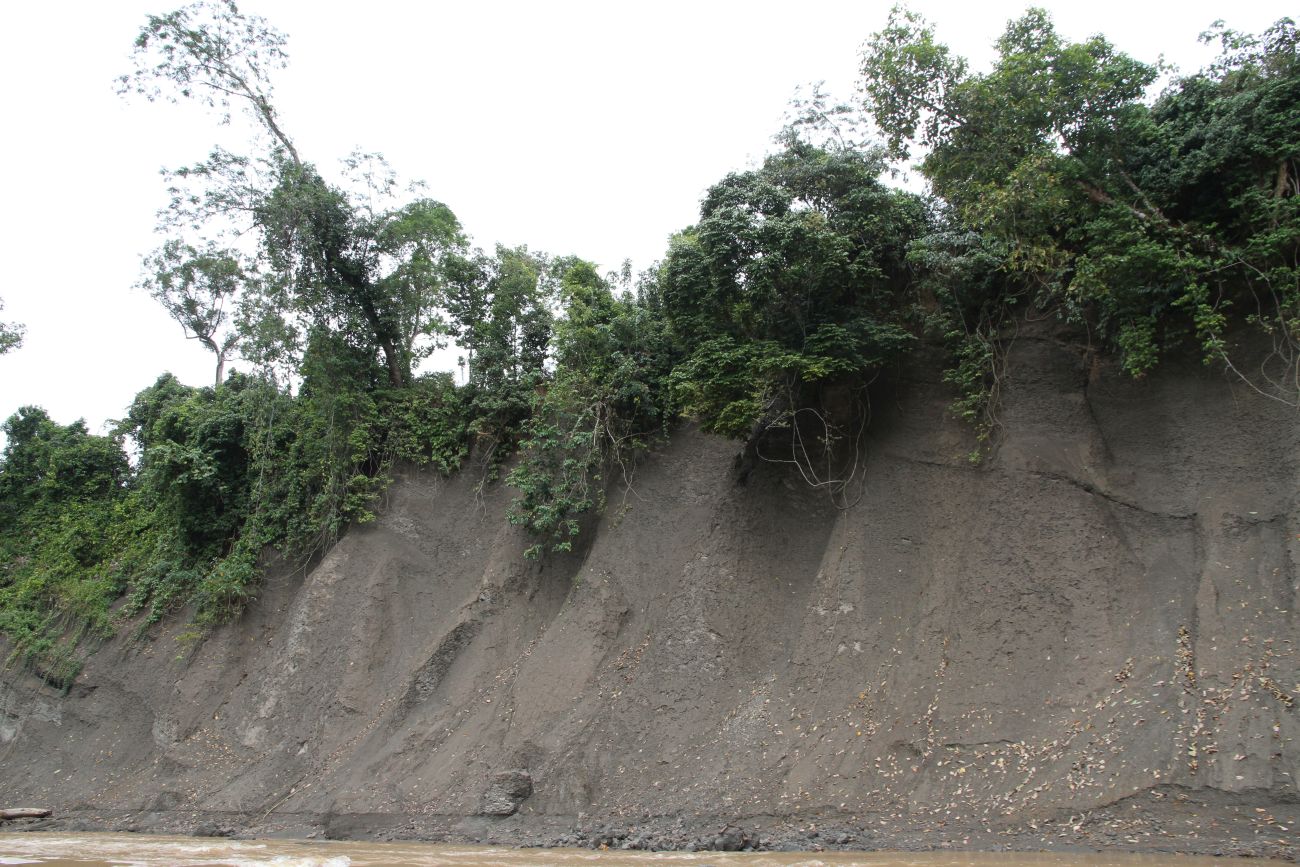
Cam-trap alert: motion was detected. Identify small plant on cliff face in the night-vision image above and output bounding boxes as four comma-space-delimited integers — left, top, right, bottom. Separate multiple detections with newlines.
906, 228, 1013, 457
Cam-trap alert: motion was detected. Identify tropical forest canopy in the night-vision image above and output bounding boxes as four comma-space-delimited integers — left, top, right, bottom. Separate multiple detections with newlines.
1, 1, 1296, 684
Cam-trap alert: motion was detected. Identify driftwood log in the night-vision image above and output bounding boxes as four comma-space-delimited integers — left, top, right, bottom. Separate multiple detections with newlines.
0, 808, 51, 820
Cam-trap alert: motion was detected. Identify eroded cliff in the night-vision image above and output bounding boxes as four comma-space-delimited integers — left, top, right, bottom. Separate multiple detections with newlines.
2, 327, 1297, 855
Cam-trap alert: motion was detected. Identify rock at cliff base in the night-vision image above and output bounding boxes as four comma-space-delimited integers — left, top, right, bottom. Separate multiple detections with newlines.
480, 770, 533, 816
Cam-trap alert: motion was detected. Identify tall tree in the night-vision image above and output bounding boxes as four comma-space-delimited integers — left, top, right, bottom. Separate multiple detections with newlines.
121, 2, 464, 387
253, 155, 465, 386
140, 240, 246, 385
118, 0, 300, 167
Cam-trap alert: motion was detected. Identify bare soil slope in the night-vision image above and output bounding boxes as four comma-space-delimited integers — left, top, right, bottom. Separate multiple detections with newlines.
2, 327, 1297, 856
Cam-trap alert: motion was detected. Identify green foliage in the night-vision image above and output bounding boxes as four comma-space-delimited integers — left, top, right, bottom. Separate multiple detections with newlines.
0, 355, 472, 670
369, 374, 469, 475
253, 158, 469, 387
121, 373, 253, 561
0, 409, 132, 683
870, 8, 1158, 300
1, 352, 470, 667
859, 6, 967, 162
1057, 18, 1299, 379
0, 408, 129, 526
507, 260, 674, 557
905, 227, 1013, 449
862, 8, 1300, 398
446, 245, 553, 462
660, 136, 927, 442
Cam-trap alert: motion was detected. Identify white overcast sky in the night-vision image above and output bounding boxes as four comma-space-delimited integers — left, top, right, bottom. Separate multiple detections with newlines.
0, 0, 1289, 437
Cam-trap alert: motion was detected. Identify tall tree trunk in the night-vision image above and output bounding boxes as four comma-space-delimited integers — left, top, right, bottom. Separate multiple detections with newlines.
353, 289, 407, 388
380, 340, 404, 387
199, 334, 226, 387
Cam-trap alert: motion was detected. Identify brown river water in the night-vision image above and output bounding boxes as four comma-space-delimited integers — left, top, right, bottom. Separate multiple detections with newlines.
0, 835, 1289, 867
